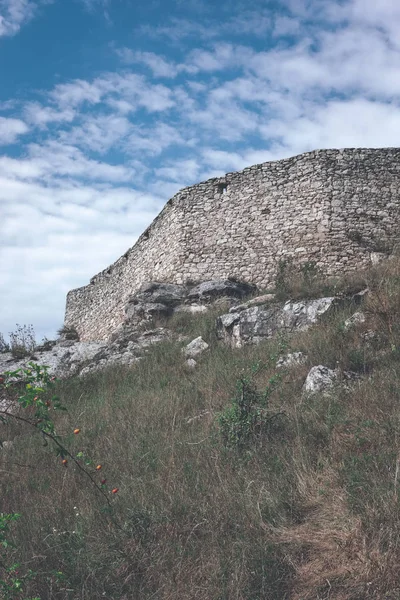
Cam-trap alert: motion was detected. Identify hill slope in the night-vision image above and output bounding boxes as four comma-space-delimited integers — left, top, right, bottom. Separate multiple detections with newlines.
2, 257, 400, 599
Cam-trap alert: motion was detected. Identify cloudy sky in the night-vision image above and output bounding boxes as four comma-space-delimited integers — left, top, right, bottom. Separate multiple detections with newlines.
1, 0, 400, 342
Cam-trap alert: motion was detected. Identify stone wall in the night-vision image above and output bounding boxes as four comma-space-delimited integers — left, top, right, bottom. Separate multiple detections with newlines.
65, 148, 400, 341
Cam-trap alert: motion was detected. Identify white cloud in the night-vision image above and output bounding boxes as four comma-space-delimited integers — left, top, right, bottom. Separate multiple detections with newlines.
50, 79, 106, 108
260, 99, 400, 154
79, 0, 109, 11
51, 73, 176, 114
0, 175, 164, 340
24, 102, 75, 127
124, 122, 193, 156
155, 158, 200, 183
0, 116, 28, 144
0, 141, 133, 182
0, 0, 37, 36
59, 114, 132, 153
117, 49, 179, 78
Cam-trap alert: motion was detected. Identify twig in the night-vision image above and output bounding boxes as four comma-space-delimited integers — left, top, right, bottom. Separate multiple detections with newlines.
0, 409, 112, 508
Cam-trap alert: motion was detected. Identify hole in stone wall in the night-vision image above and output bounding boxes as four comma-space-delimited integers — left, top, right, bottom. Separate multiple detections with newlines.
217, 182, 228, 194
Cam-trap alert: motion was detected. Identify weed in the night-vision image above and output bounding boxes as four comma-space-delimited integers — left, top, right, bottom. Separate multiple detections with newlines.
216, 376, 286, 450
8, 324, 36, 359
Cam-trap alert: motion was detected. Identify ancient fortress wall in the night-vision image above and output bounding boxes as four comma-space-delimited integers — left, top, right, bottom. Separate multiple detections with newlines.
65, 148, 400, 341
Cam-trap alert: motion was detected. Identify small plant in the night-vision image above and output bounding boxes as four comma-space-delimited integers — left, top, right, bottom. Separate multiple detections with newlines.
56, 325, 79, 341
8, 325, 36, 359
217, 377, 285, 450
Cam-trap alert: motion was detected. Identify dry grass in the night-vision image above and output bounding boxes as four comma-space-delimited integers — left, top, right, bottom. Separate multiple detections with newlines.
3, 258, 400, 598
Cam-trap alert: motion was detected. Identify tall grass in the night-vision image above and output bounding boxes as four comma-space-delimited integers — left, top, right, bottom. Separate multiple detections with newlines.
3, 258, 400, 598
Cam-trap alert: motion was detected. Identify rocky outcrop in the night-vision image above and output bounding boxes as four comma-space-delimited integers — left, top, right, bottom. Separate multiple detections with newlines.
1, 281, 371, 384
1, 279, 252, 379
216, 292, 369, 348
0, 328, 173, 380
217, 297, 342, 348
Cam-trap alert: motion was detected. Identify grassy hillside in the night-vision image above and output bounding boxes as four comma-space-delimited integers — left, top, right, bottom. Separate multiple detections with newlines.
2, 258, 400, 599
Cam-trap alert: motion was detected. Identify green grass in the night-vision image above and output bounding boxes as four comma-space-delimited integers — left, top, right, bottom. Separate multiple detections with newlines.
4, 257, 400, 598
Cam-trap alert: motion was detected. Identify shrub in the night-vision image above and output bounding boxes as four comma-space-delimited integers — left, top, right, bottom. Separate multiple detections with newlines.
8, 324, 36, 359
216, 376, 286, 450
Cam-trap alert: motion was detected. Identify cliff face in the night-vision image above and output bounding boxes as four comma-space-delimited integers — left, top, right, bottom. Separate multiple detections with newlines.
65, 148, 400, 341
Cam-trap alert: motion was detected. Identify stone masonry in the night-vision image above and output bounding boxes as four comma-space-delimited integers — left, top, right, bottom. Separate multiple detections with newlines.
65, 148, 400, 341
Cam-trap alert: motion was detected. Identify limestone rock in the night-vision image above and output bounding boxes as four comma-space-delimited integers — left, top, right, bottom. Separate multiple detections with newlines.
0, 327, 173, 381
125, 302, 172, 321
229, 294, 275, 313
131, 282, 187, 306
174, 304, 208, 314
302, 365, 361, 395
276, 352, 307, 369
343, 311, 366, 331
303, 366, 339, 394
217, 297, 341, 348
188, 280, 256, 302
280, 297, 339, 329
184, 337, 209, 359
185, 358, 197, 369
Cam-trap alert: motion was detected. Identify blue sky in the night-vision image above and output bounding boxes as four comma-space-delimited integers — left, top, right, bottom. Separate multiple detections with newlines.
1, 0, 400, 342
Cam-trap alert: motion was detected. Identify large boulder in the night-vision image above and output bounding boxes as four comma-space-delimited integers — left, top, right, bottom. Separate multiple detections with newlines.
129, 282, 187, 306
188, 280, 256, 302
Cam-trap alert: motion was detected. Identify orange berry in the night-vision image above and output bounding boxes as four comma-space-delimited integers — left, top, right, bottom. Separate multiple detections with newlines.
74, 428, 80, 435
112, 488, 119, 494
33, 396, 38, 401
96, 464, 102, 471
62, 459, 68, 467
